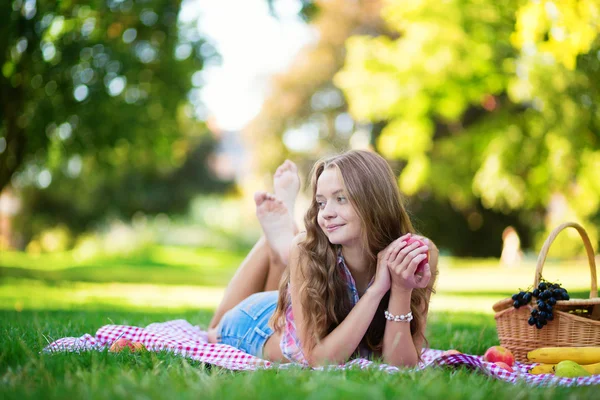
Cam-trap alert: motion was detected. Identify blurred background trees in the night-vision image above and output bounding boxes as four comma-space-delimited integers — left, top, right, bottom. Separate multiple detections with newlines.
1, 0, 231, 247
249, 0, 600, 256
335, 0, 600, 256
1, 0, 599, 258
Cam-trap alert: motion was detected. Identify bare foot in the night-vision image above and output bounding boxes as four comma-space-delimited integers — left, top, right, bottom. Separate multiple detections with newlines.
273, 160, 300, 217
255, 191, 296, 265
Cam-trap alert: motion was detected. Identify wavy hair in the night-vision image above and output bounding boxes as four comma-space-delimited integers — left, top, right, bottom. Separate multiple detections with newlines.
272, 150, 435, 359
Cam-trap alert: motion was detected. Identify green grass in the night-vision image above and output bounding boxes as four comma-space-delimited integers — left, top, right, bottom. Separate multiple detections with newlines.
1, 247, 598, 398
0, 246, 247, 286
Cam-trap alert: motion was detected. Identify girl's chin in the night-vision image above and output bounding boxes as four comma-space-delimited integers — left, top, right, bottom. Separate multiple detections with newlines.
326, 234, 359, 246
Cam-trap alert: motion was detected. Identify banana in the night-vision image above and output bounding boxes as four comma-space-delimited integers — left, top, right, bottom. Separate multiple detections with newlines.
527, 347, 600, 365
583, 362, 600, 375
528, 364, 556, 374
529, 362, 600, 375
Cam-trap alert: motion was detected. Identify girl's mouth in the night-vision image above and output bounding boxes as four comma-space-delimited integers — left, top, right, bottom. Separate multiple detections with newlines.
326, 224, 344, 232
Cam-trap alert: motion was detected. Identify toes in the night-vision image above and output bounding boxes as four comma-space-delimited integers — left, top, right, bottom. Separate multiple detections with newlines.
275, 161, 289, 176
254, 191, 268, 205
274, 160, 298, 181
255, 192, 280, 207
285, 160, 298, 172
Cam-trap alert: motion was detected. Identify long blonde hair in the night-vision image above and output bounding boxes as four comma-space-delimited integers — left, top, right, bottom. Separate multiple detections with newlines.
272, 150, 434, 357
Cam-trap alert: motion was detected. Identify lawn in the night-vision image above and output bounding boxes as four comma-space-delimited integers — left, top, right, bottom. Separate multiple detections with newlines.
1, 246, 598, 399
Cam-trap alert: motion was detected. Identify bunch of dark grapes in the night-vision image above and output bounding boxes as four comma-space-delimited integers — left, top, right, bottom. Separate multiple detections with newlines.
510, 280, 570, 330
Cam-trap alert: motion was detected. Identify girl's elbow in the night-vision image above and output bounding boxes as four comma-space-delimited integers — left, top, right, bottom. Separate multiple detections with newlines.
304, 349, 340, 367
304, 352, 327, 368
385, 356, 419, 368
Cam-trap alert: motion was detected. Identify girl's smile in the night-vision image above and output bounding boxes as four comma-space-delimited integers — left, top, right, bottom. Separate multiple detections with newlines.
325, 224, 344, 232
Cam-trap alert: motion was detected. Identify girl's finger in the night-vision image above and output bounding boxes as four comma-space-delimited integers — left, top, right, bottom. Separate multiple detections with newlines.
403, 253, 428, 280
408, 244, 429, 259
394, 243, 426, 269
386, 240, 406, 261
416, 263, 432, 288
383, 237, 405, 257
412, 234, 430, 246
391, 235, 409, 248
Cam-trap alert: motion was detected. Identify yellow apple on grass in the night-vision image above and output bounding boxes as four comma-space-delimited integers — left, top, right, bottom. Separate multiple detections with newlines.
442, 350, 462, 356
109, 338, 146, 353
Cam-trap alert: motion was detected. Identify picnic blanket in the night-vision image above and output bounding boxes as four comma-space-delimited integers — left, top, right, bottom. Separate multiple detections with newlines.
43, 319, 600, 386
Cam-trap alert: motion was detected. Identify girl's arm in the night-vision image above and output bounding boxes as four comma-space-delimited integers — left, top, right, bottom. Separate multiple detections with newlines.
382, 238, 438, 366
289, 233, 399, 367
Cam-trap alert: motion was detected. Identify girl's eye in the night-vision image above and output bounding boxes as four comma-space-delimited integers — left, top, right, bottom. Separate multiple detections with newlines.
337, 197, 346, 203
317, 201, 325, 209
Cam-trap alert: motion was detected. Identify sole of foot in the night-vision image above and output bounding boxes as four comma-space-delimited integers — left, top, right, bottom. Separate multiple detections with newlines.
254, 191, 295, 264
273, 160, 300, 216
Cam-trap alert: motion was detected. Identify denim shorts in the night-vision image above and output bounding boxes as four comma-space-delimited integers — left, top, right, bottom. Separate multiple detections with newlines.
217, 291, 279, 357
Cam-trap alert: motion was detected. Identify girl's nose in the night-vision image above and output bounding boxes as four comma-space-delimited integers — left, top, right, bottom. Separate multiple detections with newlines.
322, 202, 336, 218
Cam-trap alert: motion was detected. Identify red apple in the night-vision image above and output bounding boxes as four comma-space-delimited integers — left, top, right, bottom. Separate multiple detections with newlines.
494, 361, 514, 373
405, 237, 429, 272
442, 349, 462, 356
132, 341, 147, 352
109, 338, 136, 353
483, 345, 515, 366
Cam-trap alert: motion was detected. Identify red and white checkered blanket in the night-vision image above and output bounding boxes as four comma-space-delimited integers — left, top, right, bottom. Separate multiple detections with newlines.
43, 319, 600, 386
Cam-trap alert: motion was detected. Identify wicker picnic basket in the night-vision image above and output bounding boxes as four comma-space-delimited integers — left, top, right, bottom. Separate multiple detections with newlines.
492, 222, 600, 363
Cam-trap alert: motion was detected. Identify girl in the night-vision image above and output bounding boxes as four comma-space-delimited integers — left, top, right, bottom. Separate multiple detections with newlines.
207, 150, 438, 367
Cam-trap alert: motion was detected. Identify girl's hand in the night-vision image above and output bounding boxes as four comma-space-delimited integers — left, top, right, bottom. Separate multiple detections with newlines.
372, 233, 412, 296
386, 234, 432, 292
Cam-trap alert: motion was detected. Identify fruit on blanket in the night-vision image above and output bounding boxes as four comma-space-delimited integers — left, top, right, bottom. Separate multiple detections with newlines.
406, 237, 429, 272
110, 338, 133, 352
494, 361, 514, 373
529, 362, 600, 375
528, 364, 556, 375
483, 346, 515, 366
553, 360, 591, 378
583, 362, 600, 375
132, 342, 147, 352
527, 347, 600, 364
109, 338, 145, 353
442, 349, 462, 356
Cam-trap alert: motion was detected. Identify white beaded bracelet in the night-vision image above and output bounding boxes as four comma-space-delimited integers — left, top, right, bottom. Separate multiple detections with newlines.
384, 310, 413, 323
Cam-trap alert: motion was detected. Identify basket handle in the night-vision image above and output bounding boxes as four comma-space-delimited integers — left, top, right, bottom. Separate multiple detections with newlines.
534, 222, 598, 298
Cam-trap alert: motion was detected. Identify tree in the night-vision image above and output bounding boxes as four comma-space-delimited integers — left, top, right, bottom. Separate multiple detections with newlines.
1, 0, 230, 244
243, 0, 529, 256
336, 0, 600, 254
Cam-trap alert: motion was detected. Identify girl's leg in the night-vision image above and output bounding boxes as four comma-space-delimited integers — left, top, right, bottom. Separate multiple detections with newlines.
208, 194, 296, 329
264, 243, 288, 291
208, 160, 300, 331
208, 236, 271, 329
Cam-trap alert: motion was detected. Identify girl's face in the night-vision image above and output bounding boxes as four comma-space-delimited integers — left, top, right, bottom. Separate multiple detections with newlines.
315, 167, 362, 247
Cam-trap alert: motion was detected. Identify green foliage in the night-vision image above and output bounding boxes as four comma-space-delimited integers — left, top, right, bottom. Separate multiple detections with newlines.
336, 0, 600, 255
1, 0, 229, 242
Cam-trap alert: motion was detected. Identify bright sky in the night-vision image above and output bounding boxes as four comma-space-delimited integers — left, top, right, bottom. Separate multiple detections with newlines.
181, 0, 314, 131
